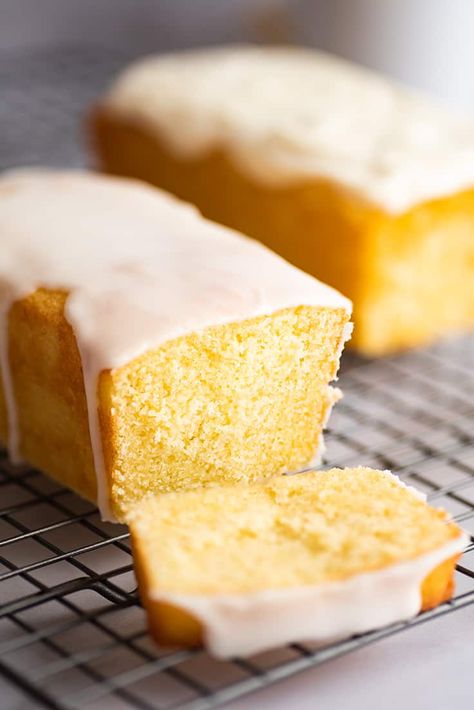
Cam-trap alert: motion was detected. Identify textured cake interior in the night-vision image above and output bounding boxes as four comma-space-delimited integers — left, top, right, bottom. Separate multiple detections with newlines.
130, 466, 461, 648
0, 289, 348, 520
92, 111, 474, 356
130, 467, 460, 595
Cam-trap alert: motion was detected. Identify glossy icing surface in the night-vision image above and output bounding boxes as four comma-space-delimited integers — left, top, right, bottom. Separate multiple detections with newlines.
104, 46, 474, 212
0, 169, 350, 519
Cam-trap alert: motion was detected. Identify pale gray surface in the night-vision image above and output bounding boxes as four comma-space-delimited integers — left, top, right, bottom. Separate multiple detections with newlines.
0, 0, 275, 52
228, 605, 474, 710
2, 0, 474, 108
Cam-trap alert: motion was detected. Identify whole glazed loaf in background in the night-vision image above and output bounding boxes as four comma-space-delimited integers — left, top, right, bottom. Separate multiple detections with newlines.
92, 45, 474, 356
0, 169, 351, 522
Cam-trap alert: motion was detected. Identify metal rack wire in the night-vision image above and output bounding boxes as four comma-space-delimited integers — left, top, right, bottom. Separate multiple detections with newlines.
1, 45, 474, 710
1, 336, 473, 710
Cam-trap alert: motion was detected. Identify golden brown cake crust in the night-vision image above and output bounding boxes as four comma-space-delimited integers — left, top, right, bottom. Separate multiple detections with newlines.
420, 555, 459, 611
1, 289, 98, 501
131, 533, 204, 647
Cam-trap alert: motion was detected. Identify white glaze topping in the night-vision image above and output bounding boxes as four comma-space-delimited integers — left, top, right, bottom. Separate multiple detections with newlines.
0, 169, 351, 519
104, 46, 474, 213
152, 532, 468, 659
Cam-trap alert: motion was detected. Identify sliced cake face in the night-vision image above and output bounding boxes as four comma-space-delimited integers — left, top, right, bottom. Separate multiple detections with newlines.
94, 46, 474, 355
0, 169, 351, 521
129, 467, 467, 657
100, 306, 346, 520
130, 467, 462, 594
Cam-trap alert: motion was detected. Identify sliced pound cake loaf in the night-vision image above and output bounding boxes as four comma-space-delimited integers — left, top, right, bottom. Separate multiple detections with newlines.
0, 169, 350, 521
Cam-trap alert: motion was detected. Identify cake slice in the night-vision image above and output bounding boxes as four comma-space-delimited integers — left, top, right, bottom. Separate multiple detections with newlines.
92, 46, 474, 355
0, 169, 351, 522
129, 467, 467, 658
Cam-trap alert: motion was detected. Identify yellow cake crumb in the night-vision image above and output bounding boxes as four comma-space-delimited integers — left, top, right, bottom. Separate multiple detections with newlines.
129, 467, 464, 651
0, 289, 349, 520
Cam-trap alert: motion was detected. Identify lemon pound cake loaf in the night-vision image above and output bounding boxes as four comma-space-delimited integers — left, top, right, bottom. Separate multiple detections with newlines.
129, 467, 467, 658
93, 46, 474, 356
0, 169, 351, 521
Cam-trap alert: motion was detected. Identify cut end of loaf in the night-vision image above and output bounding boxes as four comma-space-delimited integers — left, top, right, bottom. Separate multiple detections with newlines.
103, 305, 350, 521
130, 467, 462, 595
0, 294, 349, 523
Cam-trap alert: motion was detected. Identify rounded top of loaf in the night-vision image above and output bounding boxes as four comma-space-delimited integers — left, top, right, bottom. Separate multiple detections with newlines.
0, 168, 351, 375
103, 45, 474, 212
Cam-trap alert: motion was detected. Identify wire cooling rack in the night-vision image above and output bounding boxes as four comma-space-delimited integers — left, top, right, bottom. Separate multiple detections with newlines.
1, 44, 474, 710
1, 336, 473, 710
